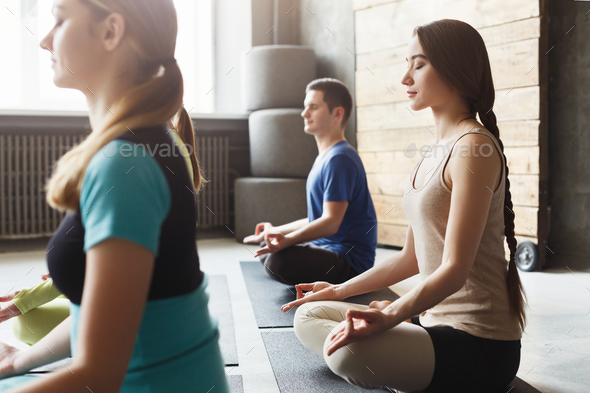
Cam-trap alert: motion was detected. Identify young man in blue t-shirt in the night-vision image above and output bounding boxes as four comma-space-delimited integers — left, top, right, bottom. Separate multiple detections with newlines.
243, 78, 377, 285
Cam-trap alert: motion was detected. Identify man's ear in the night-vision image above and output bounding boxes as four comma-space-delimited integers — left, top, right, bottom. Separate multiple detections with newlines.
101, 13, 126, 52
332, 107, 345, 124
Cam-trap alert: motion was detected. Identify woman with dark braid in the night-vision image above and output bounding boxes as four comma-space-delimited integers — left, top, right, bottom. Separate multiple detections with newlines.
281, 19, 527, 393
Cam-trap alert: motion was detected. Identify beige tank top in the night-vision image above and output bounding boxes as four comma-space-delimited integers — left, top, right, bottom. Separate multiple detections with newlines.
402, 128, 522, 341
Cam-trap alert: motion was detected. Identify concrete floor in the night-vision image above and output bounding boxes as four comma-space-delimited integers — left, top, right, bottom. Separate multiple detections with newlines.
0, 237, 588, 392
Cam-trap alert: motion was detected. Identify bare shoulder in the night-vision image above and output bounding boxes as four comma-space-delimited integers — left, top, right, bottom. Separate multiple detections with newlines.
445, 129, 503, 191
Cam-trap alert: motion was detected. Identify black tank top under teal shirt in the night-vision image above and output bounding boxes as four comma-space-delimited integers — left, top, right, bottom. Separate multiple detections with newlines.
47, 124, 203, 305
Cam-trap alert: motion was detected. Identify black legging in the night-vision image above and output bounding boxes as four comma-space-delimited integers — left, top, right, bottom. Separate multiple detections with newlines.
411, 315, 521, 392
258, 241, 359, 285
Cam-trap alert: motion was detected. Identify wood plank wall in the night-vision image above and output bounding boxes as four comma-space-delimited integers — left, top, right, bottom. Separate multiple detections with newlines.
353, 0, 543, 249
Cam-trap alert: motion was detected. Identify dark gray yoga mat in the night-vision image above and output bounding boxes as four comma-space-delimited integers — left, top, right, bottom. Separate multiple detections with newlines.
506, 377, 543, 393
240, 261, 400, 328
208, 275, 239, 366
261, 330, 391, 392
30, 357, 73, 373
261, 331, 541, 393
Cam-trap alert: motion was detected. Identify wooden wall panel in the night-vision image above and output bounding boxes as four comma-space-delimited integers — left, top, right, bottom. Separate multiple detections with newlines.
361, 146, 539, 175
356, 17, 541, 71
358, 121, 540, 153
355, 0, 539, 54
353, 0, 398, 11
357, 86, 539, 132
356, 39, 539, 107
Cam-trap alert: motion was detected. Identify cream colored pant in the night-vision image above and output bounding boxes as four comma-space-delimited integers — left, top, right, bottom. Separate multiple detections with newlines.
294, 301, 436, 392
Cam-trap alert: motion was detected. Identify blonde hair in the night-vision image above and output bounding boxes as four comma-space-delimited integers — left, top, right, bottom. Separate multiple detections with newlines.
46, 0, 203, 211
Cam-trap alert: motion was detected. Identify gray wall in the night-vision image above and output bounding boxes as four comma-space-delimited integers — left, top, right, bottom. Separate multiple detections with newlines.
297, 0, 357, 147
547, 1, 590, 270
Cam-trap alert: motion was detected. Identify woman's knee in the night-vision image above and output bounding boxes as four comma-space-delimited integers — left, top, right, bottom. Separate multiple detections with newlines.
11, 299, 70, 345
294, 302, 348, 356
295, 301, 347, 325
12, 311, 41, 345
323, 340, 369, 388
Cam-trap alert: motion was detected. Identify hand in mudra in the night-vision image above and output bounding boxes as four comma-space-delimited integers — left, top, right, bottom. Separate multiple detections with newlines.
253, 232, 293, 257
325, 308, 397, 356
243, 222, 273, 244
281, 282, 343, 312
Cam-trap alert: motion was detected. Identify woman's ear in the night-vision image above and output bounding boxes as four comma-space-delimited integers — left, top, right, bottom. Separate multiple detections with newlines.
101, 12, 126, 52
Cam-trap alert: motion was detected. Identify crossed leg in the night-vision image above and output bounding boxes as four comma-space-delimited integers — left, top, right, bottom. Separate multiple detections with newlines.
294, 301, 435, 393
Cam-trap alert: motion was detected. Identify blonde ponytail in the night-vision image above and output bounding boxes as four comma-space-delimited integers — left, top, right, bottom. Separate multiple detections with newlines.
172, 107, 206, 192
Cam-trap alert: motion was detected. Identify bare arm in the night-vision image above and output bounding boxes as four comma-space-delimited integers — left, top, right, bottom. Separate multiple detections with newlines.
336, 225, 419, 299
273, 218, 309, 235
286, 201, 347, 244
243, 218, 309, 244
254, 201, 348, 257
2, 316, 71, 378
9, 238, 154, 393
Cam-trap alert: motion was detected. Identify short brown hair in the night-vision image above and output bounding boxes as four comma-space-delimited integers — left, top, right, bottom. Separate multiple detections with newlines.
305, 78, 353, 127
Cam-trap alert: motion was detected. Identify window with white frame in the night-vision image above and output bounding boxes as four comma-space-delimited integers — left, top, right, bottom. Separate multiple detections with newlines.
0, 0, 214, 115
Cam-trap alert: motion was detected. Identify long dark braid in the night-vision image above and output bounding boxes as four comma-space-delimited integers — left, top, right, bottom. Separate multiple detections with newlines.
477, 98, 527, 332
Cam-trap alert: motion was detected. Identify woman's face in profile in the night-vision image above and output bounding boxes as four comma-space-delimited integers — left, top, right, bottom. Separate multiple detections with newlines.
401, 35, 456, 112
40, 0, 104, 91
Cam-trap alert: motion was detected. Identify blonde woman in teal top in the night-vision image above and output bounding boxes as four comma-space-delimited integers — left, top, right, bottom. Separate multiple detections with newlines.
0, 0, 227, 392
0, 130, 194, 348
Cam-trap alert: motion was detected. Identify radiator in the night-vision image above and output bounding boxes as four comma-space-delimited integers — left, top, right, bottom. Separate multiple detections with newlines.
0, 134, 230, 239
0, 134, 85, 239
195, 136, 230, 229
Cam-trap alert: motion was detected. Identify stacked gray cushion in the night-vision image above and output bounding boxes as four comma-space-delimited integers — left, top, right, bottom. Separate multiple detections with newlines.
241, 45, 316, 111
249, 109, 317, 178
235, 178, 307, 241
235, 45, 316, 241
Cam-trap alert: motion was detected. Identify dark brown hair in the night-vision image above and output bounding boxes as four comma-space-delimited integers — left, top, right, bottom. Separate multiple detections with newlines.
305, 78, 353, 127
413, 19, 527, 332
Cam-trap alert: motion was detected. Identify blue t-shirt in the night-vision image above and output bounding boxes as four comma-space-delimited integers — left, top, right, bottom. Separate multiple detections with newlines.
306, 140, 377, 273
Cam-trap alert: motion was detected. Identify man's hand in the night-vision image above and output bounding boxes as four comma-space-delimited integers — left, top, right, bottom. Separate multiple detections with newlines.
253, 232, 295, 257
243, 222, 273, 244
